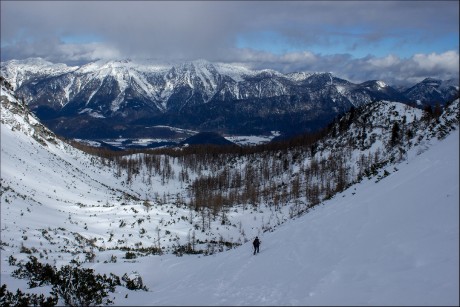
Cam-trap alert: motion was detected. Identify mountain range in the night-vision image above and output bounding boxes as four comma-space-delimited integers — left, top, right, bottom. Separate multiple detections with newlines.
1, 58, 459, 139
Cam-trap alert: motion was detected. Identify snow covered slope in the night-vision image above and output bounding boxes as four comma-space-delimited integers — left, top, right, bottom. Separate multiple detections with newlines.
111, 129, 459, 306
404, 77, 460, 106
1, 76, 299, 262
0, 79, 259, 256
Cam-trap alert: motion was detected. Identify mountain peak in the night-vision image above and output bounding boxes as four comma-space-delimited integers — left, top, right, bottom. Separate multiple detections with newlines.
422, 77, 441, 82
360, 80, 389, 89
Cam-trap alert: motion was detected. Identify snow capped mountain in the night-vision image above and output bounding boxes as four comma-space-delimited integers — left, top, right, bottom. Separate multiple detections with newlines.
1, 58, 78, 90
285, 71, 315, 82
1, 73, 458, 305
4, 58, 457, 139
403, 77, 459, 106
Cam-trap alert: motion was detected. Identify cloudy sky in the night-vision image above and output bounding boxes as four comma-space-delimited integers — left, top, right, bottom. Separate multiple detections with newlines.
1, 1, 459, 85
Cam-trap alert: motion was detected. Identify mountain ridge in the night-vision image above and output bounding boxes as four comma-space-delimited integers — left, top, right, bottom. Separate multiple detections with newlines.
1, 58, 459, 139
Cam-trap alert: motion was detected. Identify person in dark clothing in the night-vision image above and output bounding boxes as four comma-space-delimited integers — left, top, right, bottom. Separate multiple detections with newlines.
253, 236, 260, 255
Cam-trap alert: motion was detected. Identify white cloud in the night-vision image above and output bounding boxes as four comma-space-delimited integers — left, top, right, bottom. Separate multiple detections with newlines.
2, 1, 458, 64
56, 42, 122, 63
411, 51, 459, 73
367, 55, 401, 69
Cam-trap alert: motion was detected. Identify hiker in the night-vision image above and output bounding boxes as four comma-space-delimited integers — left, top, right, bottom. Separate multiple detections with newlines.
253, 236, 260, 255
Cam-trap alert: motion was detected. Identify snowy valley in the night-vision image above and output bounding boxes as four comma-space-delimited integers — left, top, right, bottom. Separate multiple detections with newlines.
1, 75, 459, 305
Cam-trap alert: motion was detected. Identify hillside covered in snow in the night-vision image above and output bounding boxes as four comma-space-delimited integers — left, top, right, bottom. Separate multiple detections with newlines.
101, 129, 459, 306
1, 75, 459, 305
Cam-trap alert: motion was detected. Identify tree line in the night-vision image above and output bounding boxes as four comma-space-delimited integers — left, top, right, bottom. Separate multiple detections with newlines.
60, 98, 454, 229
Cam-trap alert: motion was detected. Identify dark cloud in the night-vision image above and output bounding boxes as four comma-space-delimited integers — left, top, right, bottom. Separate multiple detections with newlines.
1, 1, 458, 84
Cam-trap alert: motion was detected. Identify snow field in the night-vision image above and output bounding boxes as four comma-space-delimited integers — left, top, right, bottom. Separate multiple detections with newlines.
97, 130, 458, 306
